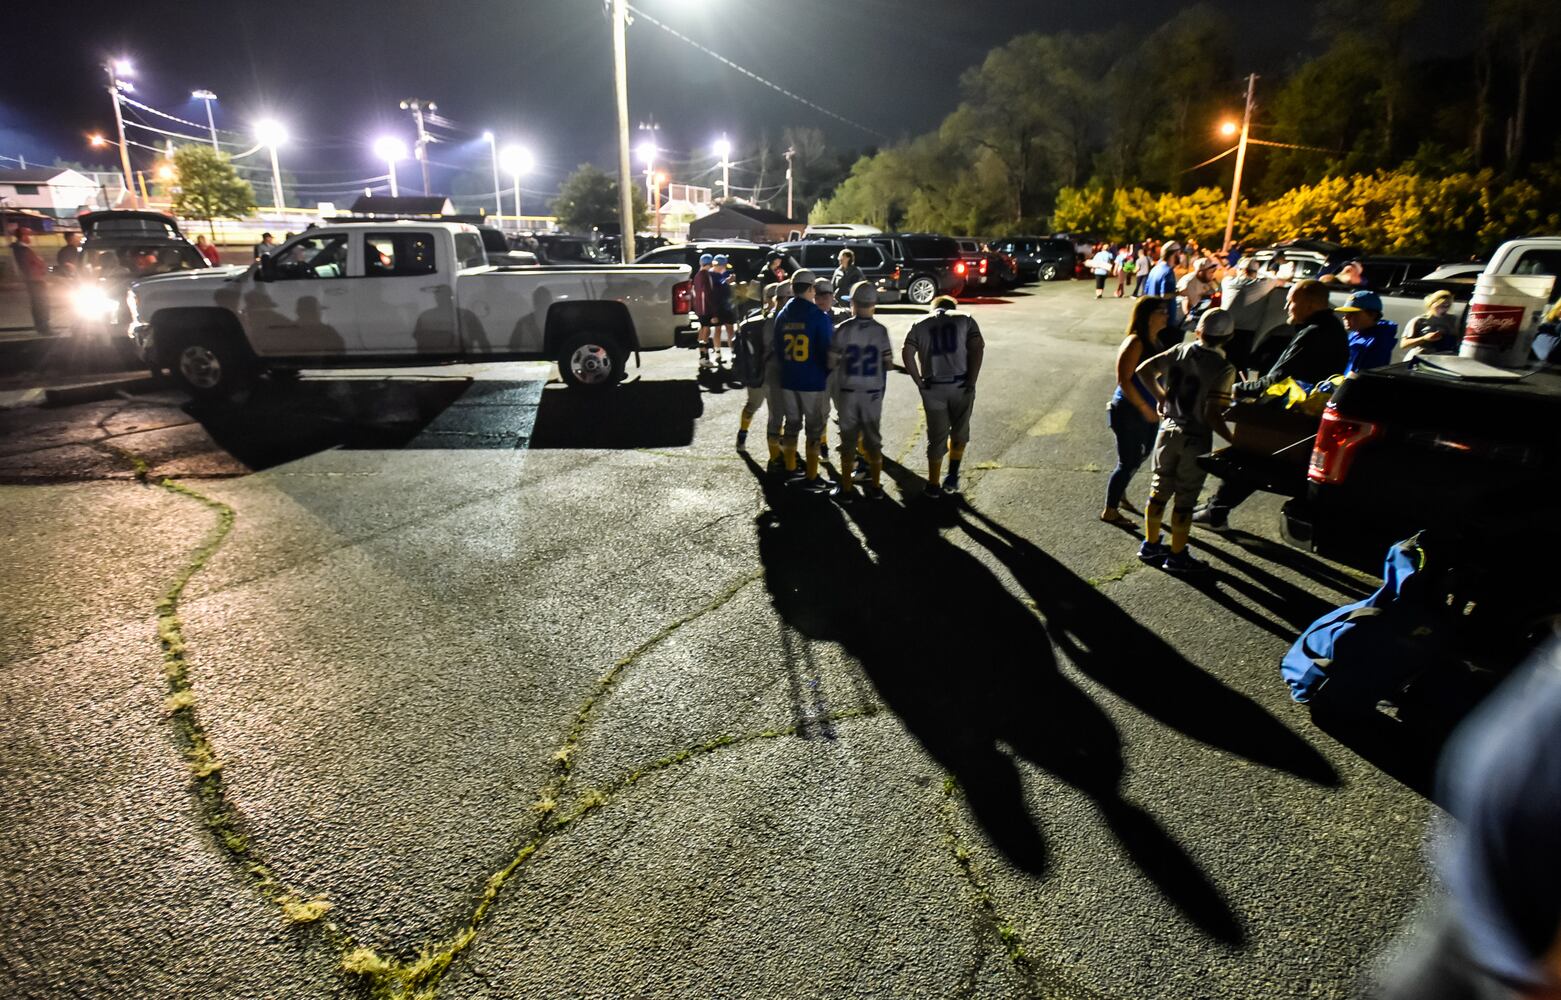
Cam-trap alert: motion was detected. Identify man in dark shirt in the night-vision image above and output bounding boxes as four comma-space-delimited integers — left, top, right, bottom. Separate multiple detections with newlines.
252, 232, 275, 261
55, 231, 84, 276
1195, 279, 1348, 528
10, 227, 51, 335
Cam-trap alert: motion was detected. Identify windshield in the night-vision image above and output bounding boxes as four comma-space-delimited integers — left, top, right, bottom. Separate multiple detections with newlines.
84, 243, 208, 280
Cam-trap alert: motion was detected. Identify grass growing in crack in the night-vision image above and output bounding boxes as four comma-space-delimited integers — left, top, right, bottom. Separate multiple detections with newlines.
119, 463, 354, 960
1086, 561, 1141, 588
342, 704, 882, 1000
937, 779, 1110, 1000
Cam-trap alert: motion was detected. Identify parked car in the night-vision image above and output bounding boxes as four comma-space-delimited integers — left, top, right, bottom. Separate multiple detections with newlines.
954, 238, 996, 292
977, 239, 1021, 287
476, 227, 539, 267
994, 236, 1075, 282
524, 233, 613, 265
774, 239, 901, 302
868, 233, 966, 305
635, 240, 804, 316
801, 224, 883, 240
127, 222, 692, 396
69, 210, 211, 339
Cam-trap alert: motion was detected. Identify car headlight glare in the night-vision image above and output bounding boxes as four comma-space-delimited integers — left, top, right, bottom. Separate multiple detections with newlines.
72, 285, 120, 322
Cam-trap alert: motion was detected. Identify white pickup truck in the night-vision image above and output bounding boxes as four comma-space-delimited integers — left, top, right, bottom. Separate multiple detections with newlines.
126, 222, 694, 397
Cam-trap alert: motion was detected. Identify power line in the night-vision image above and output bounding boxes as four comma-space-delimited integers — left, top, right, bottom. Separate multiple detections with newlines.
117, 93, 244, 137
626, 4, 889, 141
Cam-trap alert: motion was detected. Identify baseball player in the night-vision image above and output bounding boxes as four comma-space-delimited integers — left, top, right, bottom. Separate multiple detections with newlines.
813, 276, 837, 458
708, 254, 737, 366
735, 281, 787, 462
1133, 307, 1237, 575
901, 296, 984, 498
827, 282, 893, 502
772, 268, 835, 491
692, 253, 715, 370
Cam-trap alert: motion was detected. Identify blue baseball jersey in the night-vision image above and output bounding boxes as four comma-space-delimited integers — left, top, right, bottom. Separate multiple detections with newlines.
774, 297, 834, 392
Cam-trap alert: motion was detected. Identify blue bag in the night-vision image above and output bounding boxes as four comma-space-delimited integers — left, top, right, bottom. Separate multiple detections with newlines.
1280, 535, 1429, 703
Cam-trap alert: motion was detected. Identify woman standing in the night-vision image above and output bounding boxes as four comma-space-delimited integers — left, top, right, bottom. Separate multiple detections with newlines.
1114, 244, 1134, 298
1089, 244, 1115, 299
1101, 296, 1167, 525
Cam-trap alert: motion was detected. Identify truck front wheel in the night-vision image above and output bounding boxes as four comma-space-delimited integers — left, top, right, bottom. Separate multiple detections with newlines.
556, 329, 626, 390
168, 328, 253, 400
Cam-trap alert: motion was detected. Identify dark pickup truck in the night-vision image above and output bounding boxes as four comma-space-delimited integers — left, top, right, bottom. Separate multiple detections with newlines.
1207, 357, 1561, 658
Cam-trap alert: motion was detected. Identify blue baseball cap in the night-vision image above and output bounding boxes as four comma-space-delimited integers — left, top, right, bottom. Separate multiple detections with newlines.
713, 254, 730, 265
1336, 290, 1383, 314
698, 253, 714, 265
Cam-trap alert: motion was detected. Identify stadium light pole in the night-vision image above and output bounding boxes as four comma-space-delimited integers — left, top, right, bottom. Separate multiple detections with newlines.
499, 145, 535, 224
483, 131, 503, 222
104, 58, 136, 207
191, 90, 219, 151
373, 137, 407, 197
255, 119, 287, 212
636, 139, 656, 205
713, 136, 731, 201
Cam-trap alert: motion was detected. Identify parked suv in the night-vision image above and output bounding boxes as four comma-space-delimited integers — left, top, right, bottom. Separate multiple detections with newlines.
869, 233, 966, 305
775, 239, 901, 302
994, 236, 1075, 282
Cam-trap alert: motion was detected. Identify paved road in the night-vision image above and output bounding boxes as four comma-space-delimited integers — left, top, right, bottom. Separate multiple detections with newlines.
0, 282, 1436, 999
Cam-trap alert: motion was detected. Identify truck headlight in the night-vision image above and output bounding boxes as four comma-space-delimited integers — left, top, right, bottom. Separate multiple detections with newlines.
72, 285, 120, 322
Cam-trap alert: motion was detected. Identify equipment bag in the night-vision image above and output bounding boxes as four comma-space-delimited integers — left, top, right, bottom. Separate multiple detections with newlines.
1280, 534, 1432, 703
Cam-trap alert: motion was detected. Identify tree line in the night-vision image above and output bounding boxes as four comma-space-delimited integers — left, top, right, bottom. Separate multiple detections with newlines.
812, 0, 1561, 254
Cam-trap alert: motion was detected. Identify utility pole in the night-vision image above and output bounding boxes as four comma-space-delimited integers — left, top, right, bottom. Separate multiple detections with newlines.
1223, 73, 1257, 254
784, 146, 795, 220
611, 0, 636, 262
400, 98, 436, 195
192, 90, 219, 151
105, 61, 136, 207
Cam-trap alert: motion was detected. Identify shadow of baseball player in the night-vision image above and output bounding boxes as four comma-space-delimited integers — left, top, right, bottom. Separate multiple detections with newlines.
742, 454, 1245, 946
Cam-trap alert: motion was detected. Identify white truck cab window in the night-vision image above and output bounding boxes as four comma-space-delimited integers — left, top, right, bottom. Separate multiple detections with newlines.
274, 234, 348, 280
364, 233, 438, 277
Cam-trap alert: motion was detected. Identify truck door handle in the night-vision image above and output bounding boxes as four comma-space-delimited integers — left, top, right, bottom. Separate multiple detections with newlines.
420, 285, 444, 292
324, 287, 348, 295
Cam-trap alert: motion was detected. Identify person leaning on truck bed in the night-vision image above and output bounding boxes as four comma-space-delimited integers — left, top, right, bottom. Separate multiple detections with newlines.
1192, 279, 1349, 530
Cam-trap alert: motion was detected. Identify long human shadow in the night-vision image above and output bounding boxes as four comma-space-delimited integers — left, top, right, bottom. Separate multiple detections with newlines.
742, 455, 1245, 945
947, 491, 1340, 791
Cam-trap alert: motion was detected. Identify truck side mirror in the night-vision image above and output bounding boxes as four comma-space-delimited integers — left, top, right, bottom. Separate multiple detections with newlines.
256, 253, 276, 282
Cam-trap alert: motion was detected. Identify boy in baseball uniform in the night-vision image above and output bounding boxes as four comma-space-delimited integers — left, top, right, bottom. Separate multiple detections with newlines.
826, 281, 894, 502
1134, 307, 1237, 574
902, 296, 984, 498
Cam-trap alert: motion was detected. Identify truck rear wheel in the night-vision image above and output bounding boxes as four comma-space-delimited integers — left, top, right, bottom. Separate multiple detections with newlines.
556, 329, 626, 390
168, 328, 253, 400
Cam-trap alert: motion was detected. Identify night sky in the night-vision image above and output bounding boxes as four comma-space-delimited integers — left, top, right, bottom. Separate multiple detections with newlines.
1, 0, 1474, 204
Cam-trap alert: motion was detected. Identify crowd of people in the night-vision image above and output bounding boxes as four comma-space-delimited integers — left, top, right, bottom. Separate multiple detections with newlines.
718, 251, 983, 504
1095, 234, 1467, 571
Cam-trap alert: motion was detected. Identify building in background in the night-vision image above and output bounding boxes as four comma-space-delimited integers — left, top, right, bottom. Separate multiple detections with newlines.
0, 168, 104, 218
687, 202, 799, 243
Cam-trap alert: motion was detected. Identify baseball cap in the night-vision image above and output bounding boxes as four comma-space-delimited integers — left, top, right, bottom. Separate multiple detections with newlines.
1196, 307, 1235, 340
790, 268, 817, 287
1336, 289, 1384, 314
713, 254, 729, 266
813, 277, 835, 296
1195, 257, 1215, 271
848, 281, 877, 306
698, 253, 713, 265
1163, 241, 1182, 254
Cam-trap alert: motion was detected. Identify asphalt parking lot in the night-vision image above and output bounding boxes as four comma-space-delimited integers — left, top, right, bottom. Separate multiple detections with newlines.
0, 280, 1436, 999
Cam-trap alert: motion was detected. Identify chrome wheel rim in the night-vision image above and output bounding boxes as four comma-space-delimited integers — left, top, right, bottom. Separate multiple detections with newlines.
1040, 263, 1058, 280
569, 344, 612, 385
178, 344, 222, 389
908, 278, 935, 304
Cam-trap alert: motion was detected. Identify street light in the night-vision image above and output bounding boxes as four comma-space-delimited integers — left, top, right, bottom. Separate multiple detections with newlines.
254, 119, 287, 212
156, 164, 175, 182
104, 57, 136, 207
1221, 74, 1257, 252
1219, 120, 1239, 138
373, 136, 407, 198
713, 136, 731, 200
498, 145, 535, 223
191, 90, 219, 151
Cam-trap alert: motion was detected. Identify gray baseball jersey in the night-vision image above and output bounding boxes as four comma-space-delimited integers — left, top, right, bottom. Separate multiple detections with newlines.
831, 316, 893, 392
1142, 341, 1235, 435
905, 310, 981, 382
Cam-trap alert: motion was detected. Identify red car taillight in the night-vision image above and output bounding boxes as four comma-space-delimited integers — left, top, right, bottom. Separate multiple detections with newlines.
1308, 406, 1380, 485
673, 280, 691, 314
978, 258, 988, 275
954, 262, 967, 276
